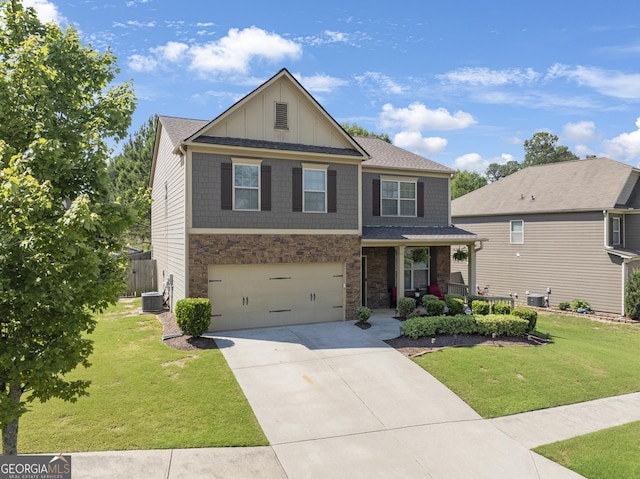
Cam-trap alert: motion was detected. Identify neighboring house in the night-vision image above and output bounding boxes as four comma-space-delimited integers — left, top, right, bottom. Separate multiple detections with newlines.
451, 157, 640, 314
150, 68, 482, 331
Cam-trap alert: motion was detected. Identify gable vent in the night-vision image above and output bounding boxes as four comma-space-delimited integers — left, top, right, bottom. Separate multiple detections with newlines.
274, 102, 288, 130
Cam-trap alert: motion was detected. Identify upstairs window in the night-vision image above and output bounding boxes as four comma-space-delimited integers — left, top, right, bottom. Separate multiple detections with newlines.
612, 217, 621, 246
381, 180, 416, 216
510, 220, 524, 244
303, 168, 326, 213
233, 163, 260, 211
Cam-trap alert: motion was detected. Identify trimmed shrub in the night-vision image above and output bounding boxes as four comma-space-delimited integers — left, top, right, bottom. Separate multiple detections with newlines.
558, 301, 571, 311
397, 297, 416, 318
446, 297, 465, 316
492, 301, 511, 315
355, 306, 372, 324
175, 298, 211, 337
422, 294, 439, 303
467, 294, 484, 306
625, 270, 640, 319
424, 299, 445, 316
512, 307, 538, 332
444, 293, 464, 302
471, 300, 490, 316
402, 314, 477, 338
439, 314, 477, 335
475, 314, 529, 337
571, 298, 591, 312
402, 316, 439, 339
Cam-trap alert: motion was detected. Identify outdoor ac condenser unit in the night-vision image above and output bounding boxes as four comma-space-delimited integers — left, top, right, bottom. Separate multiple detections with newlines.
141, 291, 163, 313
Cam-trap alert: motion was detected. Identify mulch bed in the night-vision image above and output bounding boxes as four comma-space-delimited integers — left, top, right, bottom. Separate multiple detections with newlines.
157, 312, 218, 351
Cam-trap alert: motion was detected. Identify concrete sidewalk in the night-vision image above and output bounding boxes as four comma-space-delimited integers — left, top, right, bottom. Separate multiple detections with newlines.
64, 315, 640, 478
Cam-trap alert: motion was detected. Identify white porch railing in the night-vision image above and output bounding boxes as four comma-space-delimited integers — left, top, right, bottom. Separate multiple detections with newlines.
448, 282, 468, 297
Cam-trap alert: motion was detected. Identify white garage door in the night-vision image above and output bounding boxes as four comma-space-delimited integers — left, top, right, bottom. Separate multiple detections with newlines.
207, 262, 345, 331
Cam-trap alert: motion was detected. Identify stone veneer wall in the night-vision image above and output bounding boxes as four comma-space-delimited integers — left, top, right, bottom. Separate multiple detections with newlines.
188, 234, 361, 320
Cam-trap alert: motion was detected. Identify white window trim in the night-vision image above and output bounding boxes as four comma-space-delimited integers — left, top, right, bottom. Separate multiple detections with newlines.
302, 165, 327, 213
612, 217, 621, 246
381, 179, 417, 217
232, 159, 262, 211
510, 220, 524, 244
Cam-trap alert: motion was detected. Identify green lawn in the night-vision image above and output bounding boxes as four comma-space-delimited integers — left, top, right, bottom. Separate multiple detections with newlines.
18, 299, 267, 453
412, 313, 640, 418
534, 421, 640, 479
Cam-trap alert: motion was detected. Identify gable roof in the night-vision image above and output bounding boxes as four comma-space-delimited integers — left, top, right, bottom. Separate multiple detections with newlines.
358, 137, 454, 174
158, 115, 209, 150
452, 157, 640, 217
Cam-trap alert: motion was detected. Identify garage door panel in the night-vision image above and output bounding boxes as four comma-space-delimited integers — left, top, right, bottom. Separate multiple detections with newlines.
208, 263, 345, 331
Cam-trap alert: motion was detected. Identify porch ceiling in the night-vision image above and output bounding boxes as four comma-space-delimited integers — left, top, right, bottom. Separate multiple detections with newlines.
361, 226, 486, 245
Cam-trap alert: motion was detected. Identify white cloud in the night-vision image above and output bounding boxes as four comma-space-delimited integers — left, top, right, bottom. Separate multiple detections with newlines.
380, 102, 477, 131
563, 121, 596, 143
438, 67, 540, 86
355, 72, 405, 95
547, 64, 640, 100
603, 117, 640, 162
294, 73, 347, 93
127, 54, 158, 72
393, 131, 448, 156
23, 0, 66, 24
151, 41, 189, 62
453, 153, 514, 174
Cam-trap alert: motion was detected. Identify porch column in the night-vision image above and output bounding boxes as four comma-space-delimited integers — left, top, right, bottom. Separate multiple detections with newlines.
397, 245, 405, 300
467, 242, 477, 297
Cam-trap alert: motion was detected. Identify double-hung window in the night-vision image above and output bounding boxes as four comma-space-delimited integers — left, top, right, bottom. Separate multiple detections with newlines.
510, 220, 524, 244
381, 179, 416, 216
612, 217, 621, 246
404, 247, 429, 291
233, 162, 260, 211
303, 165, 327, 213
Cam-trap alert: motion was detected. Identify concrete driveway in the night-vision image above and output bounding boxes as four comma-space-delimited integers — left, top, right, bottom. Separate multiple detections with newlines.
212, 314, 584, 479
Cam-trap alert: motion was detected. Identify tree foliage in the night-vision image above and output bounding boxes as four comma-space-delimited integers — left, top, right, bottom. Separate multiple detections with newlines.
107, 115, 156, 246
0, 0, 136, 454
341, 122, 391, 143
451, 170, 487, 199
624, 271, 640, 320
522, 132, 578, 167
485, 160, 521, 183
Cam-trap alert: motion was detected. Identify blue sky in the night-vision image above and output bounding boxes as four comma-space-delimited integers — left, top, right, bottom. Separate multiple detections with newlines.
26, 0, 640, 172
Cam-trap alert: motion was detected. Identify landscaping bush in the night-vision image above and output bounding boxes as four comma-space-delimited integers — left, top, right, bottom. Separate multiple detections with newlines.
424, 299, 445, 316
492, 301, 512, 315
402, 315, 439, 339
397, 297, 416, 318
571, 298, 591, 313
439, 314, 477, 335
175, 298, 211, 337
444, 293, 464, 302
467, 294, 484, 306
446, 297, 465, 316
402, 314, 477, 338
558, 301, 571, 311
422, 294, 438, 303
625, 270, 640, 319
471, 300, 490, 315
355, 306, 372, 324
512, 307, 538, 332
475, 314, 529, 337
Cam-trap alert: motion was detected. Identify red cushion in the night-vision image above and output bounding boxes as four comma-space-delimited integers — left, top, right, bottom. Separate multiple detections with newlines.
428, 284, 444, 299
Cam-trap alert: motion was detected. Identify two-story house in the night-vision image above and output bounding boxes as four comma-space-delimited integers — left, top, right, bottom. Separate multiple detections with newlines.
451, 157, 640, 315
150, 68, 482, 331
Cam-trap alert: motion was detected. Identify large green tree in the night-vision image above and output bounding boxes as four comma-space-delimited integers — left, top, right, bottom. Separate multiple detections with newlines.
485, 160, 521, 182
0, 0, 136, 454
522, 131, 578, 167
341, 122, 391, 143
451, 170, 487, 199
108, 115, 157, 246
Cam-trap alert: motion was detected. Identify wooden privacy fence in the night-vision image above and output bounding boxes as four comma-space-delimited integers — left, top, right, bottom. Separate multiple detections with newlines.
125, 256, 157, 297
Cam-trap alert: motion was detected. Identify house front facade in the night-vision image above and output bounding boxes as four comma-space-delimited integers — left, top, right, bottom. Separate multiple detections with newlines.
150, 68, 482, 331
451, 157, 640, 315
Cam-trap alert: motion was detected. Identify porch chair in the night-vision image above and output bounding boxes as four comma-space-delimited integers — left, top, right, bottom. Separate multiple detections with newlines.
428, 284, 445, 300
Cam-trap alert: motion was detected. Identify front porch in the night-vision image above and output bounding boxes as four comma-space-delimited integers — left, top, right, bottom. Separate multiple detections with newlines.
361, 226, 485, 309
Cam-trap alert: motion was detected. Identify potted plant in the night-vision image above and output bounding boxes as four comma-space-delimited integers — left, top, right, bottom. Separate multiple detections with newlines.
453, 247, 468, 262
410, 247, 429, 264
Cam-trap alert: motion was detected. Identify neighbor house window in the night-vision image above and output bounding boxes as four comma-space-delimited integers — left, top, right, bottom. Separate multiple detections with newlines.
381, 180, 416, 216
612, 217, 621, 246
303, 165, 327, 213
510, 220, 524, 244
233, 163, 260, 211
404, 247, 429, 291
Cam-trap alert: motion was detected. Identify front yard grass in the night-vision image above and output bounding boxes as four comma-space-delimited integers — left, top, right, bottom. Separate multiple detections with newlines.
412, 313, 640, 418
18, 299, 267, 453
534, 421, 640, 479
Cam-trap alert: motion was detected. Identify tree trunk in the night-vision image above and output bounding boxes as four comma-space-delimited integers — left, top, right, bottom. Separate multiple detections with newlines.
2, 382, 22, 455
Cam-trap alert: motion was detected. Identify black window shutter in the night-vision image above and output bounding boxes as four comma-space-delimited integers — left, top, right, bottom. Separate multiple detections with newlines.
221, 163, 233, 210
327, 170, 337, 213
417, 181, 424, 217
261, 165, 271, 211
292, 167, 302, 212
372, 179, 381, 216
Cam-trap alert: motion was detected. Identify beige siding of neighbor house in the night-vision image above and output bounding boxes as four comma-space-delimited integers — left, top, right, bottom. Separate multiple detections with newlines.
150, 126, 187, 305
452, 211, 624, 313
203, 76, 353, 150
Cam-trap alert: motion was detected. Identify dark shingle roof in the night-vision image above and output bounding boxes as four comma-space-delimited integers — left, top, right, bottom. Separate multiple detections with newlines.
452, 157, 639, 217
357, 137, 454, 174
